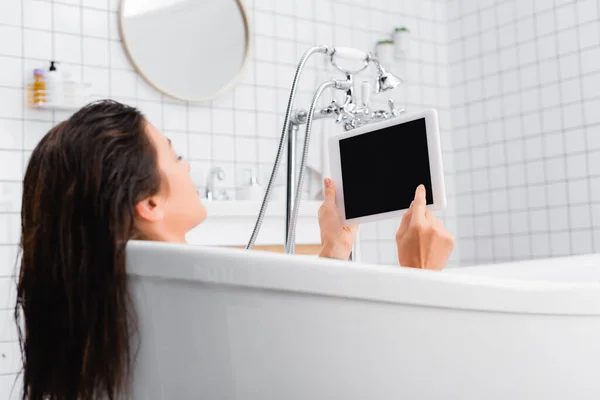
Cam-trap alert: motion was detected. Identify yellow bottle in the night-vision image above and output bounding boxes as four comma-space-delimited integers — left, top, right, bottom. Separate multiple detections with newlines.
32, 69, 46, 106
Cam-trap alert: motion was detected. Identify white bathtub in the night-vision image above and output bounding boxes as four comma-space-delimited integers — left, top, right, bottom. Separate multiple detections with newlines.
126, 241, 600, 399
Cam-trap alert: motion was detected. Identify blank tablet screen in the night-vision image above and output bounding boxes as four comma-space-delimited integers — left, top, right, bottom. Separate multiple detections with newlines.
339, 118, 434, 220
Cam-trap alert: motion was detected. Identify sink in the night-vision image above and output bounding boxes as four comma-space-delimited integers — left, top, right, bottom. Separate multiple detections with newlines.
187, 200, 322, 246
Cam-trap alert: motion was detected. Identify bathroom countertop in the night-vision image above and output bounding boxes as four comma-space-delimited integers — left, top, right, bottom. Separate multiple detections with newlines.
202, 200, 322, 218
187, 200, 322, 246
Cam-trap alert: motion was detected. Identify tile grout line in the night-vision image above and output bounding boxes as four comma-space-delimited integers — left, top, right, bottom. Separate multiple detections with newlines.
575, 0, 597, 253
476, 1, 495, 263
532, 1, 553, 259
512, 0, 534, 261
552, 0, 574, 256
493, 1, 515, 262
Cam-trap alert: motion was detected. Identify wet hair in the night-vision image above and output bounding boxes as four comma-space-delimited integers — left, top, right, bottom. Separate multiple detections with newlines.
15, 100, 162, 399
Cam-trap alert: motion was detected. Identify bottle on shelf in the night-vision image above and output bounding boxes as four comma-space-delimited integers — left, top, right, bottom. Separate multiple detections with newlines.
46, 61, 64, 107
32, 69, 46, 107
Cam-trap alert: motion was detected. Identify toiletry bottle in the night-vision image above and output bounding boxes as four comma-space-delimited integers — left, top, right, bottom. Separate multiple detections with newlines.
46, 61, 63, 107
239, 168, 263, 201
32, 69, 46, 106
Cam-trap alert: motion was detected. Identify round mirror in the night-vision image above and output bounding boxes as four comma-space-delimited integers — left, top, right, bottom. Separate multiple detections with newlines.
119, 0, 250, 102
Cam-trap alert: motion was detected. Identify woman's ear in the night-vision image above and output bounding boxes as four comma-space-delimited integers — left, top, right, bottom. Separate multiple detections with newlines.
135, 197, 165, 222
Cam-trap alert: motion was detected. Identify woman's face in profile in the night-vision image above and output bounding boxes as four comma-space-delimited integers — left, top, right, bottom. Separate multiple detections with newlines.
145, 121, 207, 234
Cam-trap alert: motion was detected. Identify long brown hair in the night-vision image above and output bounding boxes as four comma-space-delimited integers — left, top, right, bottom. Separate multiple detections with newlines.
15, 100, 162, 399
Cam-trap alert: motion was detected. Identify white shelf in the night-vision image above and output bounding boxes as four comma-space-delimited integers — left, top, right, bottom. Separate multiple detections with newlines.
30, 103, 82, 112
26, 78, 91, 112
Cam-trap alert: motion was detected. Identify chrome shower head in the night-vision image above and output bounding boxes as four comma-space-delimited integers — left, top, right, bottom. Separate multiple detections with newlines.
367, 53, 402, 93
375, 65, 402, 93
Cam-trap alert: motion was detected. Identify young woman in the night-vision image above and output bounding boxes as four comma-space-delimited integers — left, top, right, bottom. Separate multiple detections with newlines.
15, 100, 453, 399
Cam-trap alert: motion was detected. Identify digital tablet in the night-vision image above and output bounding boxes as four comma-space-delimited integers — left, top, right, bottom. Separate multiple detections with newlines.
328, 108, 446, 225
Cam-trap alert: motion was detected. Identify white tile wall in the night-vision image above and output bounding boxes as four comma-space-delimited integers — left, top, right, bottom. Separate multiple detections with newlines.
0, 0, 458, 395
449, 0, 600, 265
0, 0, 458, 252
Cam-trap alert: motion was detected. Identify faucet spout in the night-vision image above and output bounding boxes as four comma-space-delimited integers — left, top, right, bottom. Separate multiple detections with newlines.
205, 167, 226, 201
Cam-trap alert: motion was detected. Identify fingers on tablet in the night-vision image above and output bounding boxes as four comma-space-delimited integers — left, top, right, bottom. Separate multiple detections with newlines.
410, 184, 427, 224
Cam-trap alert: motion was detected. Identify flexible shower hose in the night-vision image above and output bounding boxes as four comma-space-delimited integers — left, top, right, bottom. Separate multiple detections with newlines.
245, 45, 329, 250
284, 81, 335, 253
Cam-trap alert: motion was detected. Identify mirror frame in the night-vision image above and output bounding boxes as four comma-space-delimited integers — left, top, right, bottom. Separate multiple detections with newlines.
118, 0, 252, 102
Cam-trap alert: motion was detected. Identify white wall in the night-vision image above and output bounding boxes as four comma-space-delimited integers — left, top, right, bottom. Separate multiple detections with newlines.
448, 0, 600, 265
0, 0, 457, 397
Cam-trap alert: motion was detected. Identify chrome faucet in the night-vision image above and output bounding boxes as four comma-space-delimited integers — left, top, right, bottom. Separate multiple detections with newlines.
205, 167, 227, 201
246, 45, 404, 255
290, 59, 404, 131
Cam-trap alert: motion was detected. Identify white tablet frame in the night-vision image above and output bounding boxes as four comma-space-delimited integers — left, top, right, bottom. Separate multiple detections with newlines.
328, 108, 447, 225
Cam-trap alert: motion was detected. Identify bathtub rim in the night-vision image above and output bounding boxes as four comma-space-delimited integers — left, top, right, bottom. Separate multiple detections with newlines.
126, 240, 600, 316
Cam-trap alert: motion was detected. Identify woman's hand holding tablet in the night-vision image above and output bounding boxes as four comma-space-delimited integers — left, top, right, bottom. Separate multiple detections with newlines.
317, 179, 454, 269
321, 108, 454, 267
318, 178, 358, 260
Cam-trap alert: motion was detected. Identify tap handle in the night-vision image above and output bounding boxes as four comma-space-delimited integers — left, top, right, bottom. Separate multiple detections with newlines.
325, 100, 338, 114
209, 166, 226, 180
361, 81, 372, 107
335, 113, 345, 123
388, 99, 395, 112
335, 108, 354, 124
388, 99, 400, 116
332, 47, 369, 61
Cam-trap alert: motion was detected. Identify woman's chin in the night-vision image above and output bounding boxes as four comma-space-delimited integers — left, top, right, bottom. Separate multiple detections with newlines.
197, 203, 208, 224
